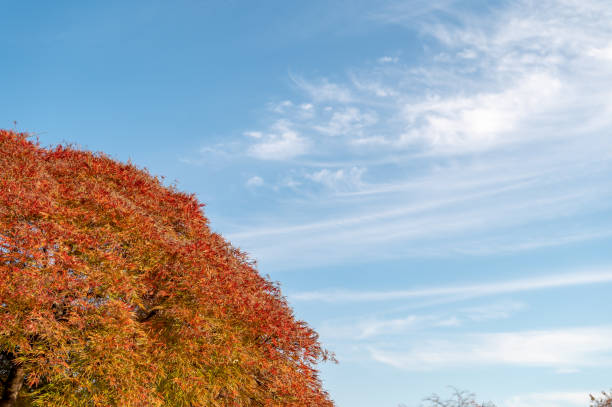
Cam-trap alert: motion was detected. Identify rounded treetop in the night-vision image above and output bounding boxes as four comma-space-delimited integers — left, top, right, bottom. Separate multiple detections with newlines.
0, 130, 333, 407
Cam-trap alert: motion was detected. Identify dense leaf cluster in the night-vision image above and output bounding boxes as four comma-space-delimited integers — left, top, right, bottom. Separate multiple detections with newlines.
0, 130, 333, 406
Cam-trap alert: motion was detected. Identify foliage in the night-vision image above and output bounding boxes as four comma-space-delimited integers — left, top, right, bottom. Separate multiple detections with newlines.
401, 388, 496, 407
591, 392, 612, 407
0, 130, 334, 406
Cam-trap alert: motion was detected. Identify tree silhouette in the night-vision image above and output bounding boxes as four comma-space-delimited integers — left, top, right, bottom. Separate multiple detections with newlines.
397, 388, 496, 407
0, 130, 333, 406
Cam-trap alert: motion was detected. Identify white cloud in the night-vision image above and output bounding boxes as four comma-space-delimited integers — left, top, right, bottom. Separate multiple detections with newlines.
350, 135, 391, 146
315, 107, 378, 137
290, 269, 612, 303
461, 301, 526, 322
378, 55, 398, 64
306, 167, 366, 191
228, 164, 612, 266
357, 316, 420, 339
243, 131, 262, 139
230, 175, 536, 240
224, 0, 612, 269
433, 317, 462, 327
280, 176, 301, 189
457, 48, 477, 59
318, 300, 526, 340
398, 73, 563, 152
246, 176, 264, 187
369, 326, 612, 370
501, 391, 590, 407
192, 0, 612, 271
248, 121, 309, 160
291, 75, 354, 103
361, 0, 612, 154
270, 100, 293, 113
587, 43, 612, 60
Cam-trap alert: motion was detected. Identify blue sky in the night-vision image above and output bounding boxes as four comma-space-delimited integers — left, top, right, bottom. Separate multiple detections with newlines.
2, 1, 612, 406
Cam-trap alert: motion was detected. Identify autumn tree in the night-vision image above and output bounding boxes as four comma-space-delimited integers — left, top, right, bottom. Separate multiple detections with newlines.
0, 130, 334, 406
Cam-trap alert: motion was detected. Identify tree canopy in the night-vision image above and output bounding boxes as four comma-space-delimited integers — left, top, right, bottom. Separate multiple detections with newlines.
415, 388, 495, 407
0, 130, 334, 406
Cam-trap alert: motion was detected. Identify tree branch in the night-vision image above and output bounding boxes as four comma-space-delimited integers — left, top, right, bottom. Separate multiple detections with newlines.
134, 305, 163, 323
0, 357, 25, 407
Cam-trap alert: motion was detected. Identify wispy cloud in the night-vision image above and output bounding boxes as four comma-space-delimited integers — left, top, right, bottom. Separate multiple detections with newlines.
180, 0, 612, 272
247, 120, 309, 160
460, 301, 526, 322
290, 74, 354, 103
377, 56, 398, 64
369, 325, 612, 370
246, 176, 264, 187
214, 0, 612, 268
317, 301, 525, 340
397, 73, 562, 152
290, 269, 612, 303
306, 166, 366, 191
313, 107, 378, 137
243, 131, 263, 139
501, 391, 591, 407
322, 315, 421, 340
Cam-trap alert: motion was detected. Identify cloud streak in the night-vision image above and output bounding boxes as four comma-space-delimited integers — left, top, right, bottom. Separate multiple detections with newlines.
501, 391, 591, 407
369, 325, 612, 370
291, 269, 612, 302
317, 301, 525, 340
198, 0, 612, 270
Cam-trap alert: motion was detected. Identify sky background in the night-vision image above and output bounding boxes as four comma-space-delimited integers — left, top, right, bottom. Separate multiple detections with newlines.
2, 1, 612, 406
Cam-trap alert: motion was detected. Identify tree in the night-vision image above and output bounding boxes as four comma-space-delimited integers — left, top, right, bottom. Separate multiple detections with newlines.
0, 130, 334, 406
591, 392, 612, 407
400, 388, 495, 407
